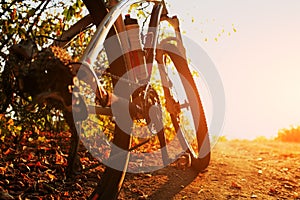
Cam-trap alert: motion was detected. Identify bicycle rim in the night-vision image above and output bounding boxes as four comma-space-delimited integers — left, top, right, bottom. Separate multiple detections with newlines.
155, 41, 211, 171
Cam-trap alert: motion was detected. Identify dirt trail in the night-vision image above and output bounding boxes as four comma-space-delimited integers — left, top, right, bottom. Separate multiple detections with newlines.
119, 140, 300, 199
2, 136, 300, 199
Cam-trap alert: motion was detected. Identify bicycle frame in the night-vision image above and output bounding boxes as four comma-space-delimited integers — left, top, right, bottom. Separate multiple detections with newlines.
57, 0, 186, 116
55, 0, 164, 50
80, 0, 165, 70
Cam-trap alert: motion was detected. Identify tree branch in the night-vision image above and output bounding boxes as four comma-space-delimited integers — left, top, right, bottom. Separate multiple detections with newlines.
0, 0, 19, 18
27, 0, 51, 38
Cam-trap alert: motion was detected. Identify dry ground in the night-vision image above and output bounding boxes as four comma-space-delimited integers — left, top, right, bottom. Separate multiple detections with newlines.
119, 140, 300, 200
1, 134, 300, 199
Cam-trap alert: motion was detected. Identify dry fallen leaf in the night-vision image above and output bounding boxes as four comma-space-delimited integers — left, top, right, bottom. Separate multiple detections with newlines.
64, 191, 69, 197
0, 167, 6, 175
4, 148, 13, 155
46, 171, 57, 181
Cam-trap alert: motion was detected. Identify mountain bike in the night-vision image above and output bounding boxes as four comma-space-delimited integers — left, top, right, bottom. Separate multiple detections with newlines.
2, 0, 211, 199
60, 0, 211, 198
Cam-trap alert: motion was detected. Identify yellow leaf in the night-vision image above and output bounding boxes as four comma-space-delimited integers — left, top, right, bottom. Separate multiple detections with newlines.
47, 172, 56, 181
0, 167, 6, 175
7, 118, 14, 126
191, 70, 199, 77
38, 136, 46, 143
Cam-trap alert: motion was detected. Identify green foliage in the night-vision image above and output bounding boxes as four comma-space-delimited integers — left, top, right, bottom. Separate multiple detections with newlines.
0, 0, 89, 137
0, 114, 22, 142
276, 125, 300, 143
0, 0, 87, 60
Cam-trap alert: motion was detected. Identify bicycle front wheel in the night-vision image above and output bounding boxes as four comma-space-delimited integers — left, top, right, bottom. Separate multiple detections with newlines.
155, 41, 211, 171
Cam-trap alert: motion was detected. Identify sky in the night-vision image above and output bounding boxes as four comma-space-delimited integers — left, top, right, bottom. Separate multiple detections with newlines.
168, 0, 300, 139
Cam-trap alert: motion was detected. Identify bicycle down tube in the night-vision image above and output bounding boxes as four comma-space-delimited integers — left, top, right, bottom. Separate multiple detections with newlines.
77, 1, 178, 114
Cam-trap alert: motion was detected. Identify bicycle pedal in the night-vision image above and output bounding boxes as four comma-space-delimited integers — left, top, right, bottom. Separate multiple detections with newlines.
176, 153, 191, 170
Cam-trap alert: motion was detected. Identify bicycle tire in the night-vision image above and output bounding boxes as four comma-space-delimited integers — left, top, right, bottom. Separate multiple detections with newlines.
77, 1, 136, 199
75, 60, 132, 200
156, 41, 211, 171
